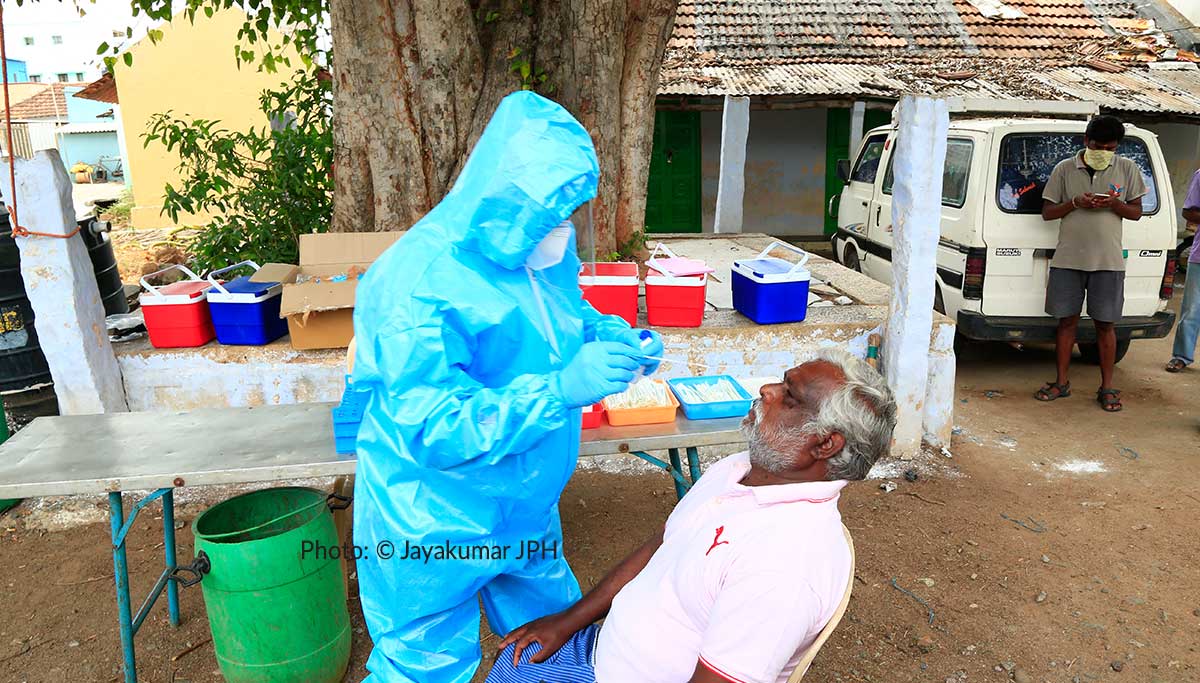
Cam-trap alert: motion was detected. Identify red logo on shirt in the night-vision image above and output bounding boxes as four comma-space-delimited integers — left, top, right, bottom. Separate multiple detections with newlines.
706, 526, 730, 556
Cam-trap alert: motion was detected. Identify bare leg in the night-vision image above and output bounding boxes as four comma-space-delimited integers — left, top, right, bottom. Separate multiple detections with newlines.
1096, 321, 1116, 390
1055, 316, 1079, 386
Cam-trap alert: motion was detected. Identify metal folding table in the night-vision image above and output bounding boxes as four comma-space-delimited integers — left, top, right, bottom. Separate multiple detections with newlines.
0, 402, 746, 683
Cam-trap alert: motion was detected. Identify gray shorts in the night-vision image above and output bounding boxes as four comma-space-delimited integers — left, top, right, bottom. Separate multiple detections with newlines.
1046, 268, 1125, 323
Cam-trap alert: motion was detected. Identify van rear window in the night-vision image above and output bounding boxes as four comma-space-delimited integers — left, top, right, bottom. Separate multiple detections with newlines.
996, 134, 1159, 214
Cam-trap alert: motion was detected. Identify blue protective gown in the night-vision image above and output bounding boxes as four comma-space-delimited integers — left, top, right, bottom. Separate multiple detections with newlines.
351, 91, 630, 683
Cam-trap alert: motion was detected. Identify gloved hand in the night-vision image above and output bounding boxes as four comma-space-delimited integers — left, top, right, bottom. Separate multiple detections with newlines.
553, 342, 641, 409
614, 328, 664, 376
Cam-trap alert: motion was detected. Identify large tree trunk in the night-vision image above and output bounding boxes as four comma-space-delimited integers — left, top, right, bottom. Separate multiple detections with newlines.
329, 0, 678, 256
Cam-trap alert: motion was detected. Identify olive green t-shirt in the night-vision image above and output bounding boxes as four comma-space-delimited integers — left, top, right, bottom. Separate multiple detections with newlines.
1042, 152, 1147, 272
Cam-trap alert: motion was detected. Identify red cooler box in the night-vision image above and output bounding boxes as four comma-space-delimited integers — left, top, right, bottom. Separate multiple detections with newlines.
580, 262, 639, 326
644, 243, 710, 328
139, 264, 216, 348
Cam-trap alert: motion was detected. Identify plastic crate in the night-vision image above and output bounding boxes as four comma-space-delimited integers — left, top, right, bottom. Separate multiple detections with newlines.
603, 380, 679, 426
667, 375, 754, 420
331, 375, 371, 455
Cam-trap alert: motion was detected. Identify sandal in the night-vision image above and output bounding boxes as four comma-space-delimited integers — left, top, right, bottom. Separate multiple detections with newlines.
1166, 358, 1187, 373
1097, 388, 1123, 412
1034, 381, 1071, 401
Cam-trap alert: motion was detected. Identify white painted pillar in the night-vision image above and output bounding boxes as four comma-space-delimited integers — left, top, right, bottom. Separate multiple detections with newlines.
0, 150, 129, 414
884, 96, 948, 457
713, 95, 749, 234
922, 321, 956, 448
849, 100, 866, 158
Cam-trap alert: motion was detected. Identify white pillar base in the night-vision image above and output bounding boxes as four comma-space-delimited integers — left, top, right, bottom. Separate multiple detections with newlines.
714, 95, 749, 234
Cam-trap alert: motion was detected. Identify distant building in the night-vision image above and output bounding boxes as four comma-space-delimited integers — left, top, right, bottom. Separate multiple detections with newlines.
4, 1, 138, 85
4, 59, 29, 83
651, 0, 1200, 238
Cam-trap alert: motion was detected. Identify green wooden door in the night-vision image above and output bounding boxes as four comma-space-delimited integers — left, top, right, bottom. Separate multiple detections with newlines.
824, 107, 891, 235
645, 110, 701, 233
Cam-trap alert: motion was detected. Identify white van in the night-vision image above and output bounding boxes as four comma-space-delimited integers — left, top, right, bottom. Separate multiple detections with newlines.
831, 112, 1178, 363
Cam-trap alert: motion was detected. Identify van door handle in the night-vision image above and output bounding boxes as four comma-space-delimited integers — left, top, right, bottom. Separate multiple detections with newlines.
875, 206, 881, 225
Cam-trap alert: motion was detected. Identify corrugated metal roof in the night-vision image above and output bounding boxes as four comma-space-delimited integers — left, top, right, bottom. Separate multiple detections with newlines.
58, 121, 118, 134
659, 0, 1200, 116
659, 60, 1200, 115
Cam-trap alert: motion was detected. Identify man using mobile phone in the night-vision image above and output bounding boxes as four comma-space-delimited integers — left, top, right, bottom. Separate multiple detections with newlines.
1036, 115, 1146, 412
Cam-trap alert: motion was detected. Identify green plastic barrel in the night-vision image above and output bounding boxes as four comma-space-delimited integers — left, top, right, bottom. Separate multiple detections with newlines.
186, 487, 351, 683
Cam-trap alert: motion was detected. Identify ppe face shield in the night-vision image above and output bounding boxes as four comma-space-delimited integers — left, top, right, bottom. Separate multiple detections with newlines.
572, 201, 597, 294
526, 223, 573, 270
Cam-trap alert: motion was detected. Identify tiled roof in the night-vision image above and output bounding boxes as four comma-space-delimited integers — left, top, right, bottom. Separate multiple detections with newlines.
5, 83, 87, 121
660, 0, 1200, 115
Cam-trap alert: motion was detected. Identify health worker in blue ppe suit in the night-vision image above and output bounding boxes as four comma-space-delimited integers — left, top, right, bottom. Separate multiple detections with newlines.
350, 90, 665, 683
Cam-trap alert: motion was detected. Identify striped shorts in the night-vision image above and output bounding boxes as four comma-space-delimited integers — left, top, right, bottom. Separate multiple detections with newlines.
485, 624, 600, 683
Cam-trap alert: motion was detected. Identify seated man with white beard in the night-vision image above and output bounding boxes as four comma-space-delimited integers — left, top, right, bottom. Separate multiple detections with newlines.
486, 348, 897, 683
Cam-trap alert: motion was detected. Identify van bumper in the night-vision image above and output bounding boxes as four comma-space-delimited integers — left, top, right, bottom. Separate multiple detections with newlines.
956, 311, 1176, 342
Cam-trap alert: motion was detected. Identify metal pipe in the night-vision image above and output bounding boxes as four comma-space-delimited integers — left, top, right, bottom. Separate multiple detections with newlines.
108, 492, 138, 683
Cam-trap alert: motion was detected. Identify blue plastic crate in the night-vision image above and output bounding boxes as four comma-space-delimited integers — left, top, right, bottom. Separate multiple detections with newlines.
331, 375, 371, 454
667, 375, 753, 420
731, 241, 812, 325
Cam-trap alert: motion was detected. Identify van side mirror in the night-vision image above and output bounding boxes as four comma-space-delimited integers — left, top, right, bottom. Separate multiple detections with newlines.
836, 159, 851, 183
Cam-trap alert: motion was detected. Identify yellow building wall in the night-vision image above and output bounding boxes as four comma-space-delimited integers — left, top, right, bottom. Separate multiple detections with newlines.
115, 10, 295, 229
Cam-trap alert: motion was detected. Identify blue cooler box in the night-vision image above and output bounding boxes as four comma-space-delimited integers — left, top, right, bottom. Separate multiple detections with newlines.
332, 375, 371, 454
206, 260, 290, 345
731, 241, 812, 324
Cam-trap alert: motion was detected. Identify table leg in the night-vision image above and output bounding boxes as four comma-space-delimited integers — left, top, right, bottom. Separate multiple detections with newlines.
108, 492, 138, 683
161, 489, 180, 627
686, 447, 702, 485
668, 448, 686, 500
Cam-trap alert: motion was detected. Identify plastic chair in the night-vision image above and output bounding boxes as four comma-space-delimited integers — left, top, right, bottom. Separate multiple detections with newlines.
786, 524, 856, 682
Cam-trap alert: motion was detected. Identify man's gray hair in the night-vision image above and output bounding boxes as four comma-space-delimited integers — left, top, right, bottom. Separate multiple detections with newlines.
808, 348, 897, 481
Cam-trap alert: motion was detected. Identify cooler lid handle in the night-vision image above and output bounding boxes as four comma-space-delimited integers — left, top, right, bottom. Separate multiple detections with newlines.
140, 264, 204, 298
754, 241, 810, 275
206, 260, 262, 295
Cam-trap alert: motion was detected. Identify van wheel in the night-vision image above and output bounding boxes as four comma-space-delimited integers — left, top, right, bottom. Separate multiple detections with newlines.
1077, 339, 1131, 365
842, 246, 862, 273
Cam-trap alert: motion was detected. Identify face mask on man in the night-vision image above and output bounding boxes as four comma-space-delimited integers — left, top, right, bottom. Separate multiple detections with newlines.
525, 222, 573, 271
1084, 148, 1115, 171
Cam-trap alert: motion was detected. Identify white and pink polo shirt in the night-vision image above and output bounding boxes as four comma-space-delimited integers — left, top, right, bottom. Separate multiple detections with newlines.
594, 451, 852, 683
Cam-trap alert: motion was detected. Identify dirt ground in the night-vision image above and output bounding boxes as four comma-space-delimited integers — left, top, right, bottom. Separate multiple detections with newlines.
2, 295, 1199, 683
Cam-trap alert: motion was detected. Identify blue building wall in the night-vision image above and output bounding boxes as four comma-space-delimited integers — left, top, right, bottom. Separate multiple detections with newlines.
59, 132, 121, 177
4, 59, 28, 83
65, 87, 114, 123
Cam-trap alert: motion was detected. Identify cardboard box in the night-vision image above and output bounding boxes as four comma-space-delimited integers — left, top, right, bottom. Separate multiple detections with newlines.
253, 232, 404, 350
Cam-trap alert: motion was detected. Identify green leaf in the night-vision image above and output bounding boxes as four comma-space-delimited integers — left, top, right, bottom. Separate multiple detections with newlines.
520, 62, 531, 79
485, 11, 499, 23
96, 42, 110, 55
123, 52, 133, 67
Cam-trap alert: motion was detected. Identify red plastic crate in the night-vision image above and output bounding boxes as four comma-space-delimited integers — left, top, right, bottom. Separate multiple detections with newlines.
580, 262, 639, 326
139, 265, 216, 348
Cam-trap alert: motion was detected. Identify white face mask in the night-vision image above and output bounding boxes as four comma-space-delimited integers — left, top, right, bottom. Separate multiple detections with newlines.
525, 223, 572, 270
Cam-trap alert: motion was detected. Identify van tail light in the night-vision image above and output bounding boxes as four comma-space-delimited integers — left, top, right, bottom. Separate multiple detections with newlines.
1161, 250, 1177, 300
963, 248, 987, 300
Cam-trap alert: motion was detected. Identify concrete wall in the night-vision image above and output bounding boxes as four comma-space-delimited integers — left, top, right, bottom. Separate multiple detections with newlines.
701, 108, 828, 237
58, 131, 121, 173
1143, 122, 1200, 234
113, 9, 296, 229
